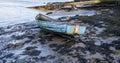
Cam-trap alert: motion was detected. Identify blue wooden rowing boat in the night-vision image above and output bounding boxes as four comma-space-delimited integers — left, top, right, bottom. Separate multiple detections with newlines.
36, 13, 87, 35
37, 21, 87, 35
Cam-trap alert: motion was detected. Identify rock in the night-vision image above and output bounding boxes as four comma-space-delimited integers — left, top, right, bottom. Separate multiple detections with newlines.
84, 53, 104, 60
58, 48, 72, 55
100, 43, 110, 50
46, 12, 53, 15
15, 59, 35, 63
39, 57, 47, 61
85, 46, 96, 54
7, 43, 24, 49
0, 51, 2, 55
90, 58, 97, 63
47, 55, 55, 59
11, 35, 24, 40
0, 31, 5, 35
32, 57, 40, 62
109, 46, 116, 51
3, 53, 14, 58
94, 41, 102, 46
25, 46, 37, 51
15, 59, 26, 63
2, 60, 7, 63
27, 35, 34, 39
31, 41, 38, 44
112, 40, 120, 50
46, 36, 53, 41
24, 39, 32, 43
23, 50, 41, 56
49, 44, 58, 48
39, 36, 47, 44
78, 57, 87, 63
109, 10, 114, 14
73, 43, 86, 48
85, 51, 91, 55
58, 16, 69, 21
117, 59, 120, 63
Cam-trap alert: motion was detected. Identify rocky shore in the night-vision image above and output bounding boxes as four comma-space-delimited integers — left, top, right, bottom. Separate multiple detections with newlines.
0, 7, 120, 63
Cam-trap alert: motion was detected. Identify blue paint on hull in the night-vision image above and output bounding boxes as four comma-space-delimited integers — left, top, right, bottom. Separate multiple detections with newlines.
37, 21, 87, 35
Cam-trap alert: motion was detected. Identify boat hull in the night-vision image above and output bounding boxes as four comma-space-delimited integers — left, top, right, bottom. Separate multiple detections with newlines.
37, 21, 87, 35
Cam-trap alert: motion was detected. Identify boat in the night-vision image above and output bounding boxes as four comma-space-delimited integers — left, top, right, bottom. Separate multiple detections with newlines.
36, 13, 87, 35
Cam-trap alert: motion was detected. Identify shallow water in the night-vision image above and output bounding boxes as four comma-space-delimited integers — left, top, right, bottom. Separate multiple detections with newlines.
0, 0, 98, 27
0, 0, 42, 27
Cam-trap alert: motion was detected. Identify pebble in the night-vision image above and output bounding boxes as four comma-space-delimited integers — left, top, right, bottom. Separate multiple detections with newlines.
39, 57, 47, 61
49, 44, 58, 48
84, 53, 104, 60
15, 59, 26, 63
47, 55, 56, 59
23, 50, 41, 56
73, 43, 86, 48
109, 46, 116, 51
7, 43, 24, 50
94, 41, 102, 46
2, 53, 14, 58
25, 46, 37, 51
0, 51, 2, 55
